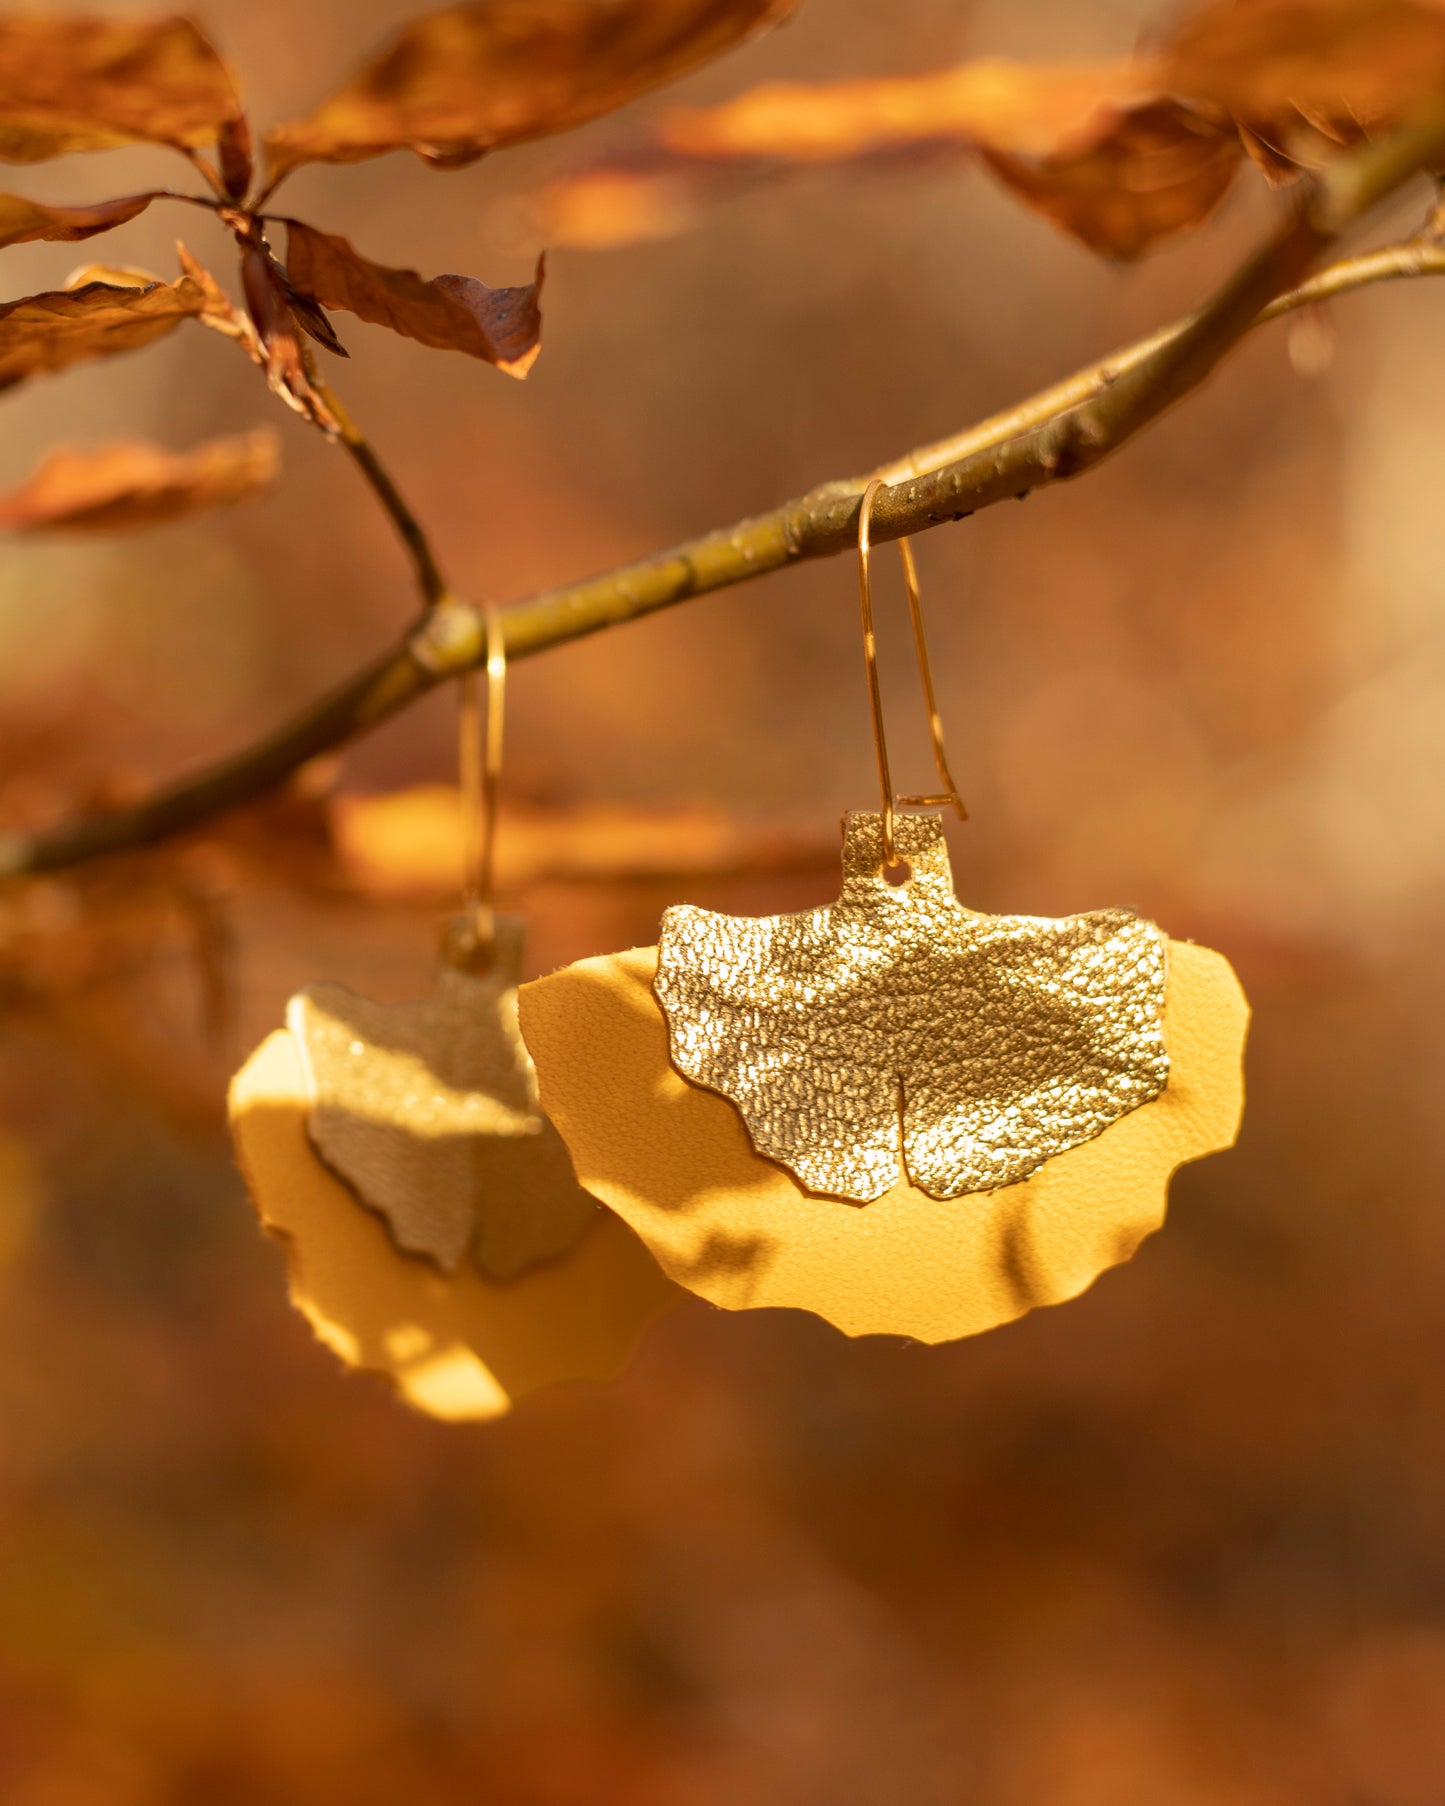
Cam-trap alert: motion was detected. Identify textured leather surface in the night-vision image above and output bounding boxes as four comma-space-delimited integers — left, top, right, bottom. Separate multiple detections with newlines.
229, 1030, 680, 1420
519, 940, 1248, 1343
655, 813, 1170, 1202
287, 916, 596, 1281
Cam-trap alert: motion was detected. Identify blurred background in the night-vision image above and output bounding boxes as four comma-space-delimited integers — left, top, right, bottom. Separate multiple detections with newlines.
4, 0, 1445, 1799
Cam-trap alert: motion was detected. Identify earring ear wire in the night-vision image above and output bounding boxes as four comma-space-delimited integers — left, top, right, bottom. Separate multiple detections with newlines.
857, 478, 967, 868
458, 604, 507, 955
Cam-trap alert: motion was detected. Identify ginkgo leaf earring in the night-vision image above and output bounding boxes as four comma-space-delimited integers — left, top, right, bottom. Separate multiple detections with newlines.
654, 506, 1169, 1203
229, 608, 677, 1420
285, 634, 593, 1282
520, 483, 1249, 1343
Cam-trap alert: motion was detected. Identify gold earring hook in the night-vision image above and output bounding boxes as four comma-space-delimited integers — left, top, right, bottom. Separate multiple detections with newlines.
857, 478, 967, 868
458, 604, 507, 953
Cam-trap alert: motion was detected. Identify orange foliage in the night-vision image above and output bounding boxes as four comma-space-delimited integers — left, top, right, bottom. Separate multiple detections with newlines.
539, 0, 1445, 255
0, 432, 279, 533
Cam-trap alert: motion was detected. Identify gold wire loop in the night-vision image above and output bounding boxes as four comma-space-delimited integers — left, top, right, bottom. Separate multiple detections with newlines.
857, 478, 967, 869
458, 604, 507, 952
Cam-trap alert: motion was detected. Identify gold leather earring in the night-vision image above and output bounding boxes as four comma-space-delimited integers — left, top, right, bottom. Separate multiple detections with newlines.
229, 607, 676, 1419
521, 486, 1249, 1343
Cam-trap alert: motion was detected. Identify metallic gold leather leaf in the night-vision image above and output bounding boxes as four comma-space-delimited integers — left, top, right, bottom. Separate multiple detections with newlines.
287, 914, 596, 1281
653, 812, 1169, 1203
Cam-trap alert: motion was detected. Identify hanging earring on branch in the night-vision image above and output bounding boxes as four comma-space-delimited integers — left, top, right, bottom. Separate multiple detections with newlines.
228, 608, 677, 1421
521, 487, 1250, 1343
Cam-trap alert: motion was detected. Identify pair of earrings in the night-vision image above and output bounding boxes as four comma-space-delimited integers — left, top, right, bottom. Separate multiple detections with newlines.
231, 488, 1248, 1418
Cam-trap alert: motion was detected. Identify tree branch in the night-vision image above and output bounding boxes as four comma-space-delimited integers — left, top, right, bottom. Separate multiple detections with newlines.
6, 109, 1445, 881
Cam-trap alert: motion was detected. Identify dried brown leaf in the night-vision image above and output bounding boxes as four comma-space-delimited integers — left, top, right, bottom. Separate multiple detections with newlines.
981, 102, 1243, 260
238, 242, 339, 432
184, 782, 834, 902
285, 221, 543, 377
1166, 0, 1445, 125
175, 241, 264, 364
280, 275, 348, 357
1159, 0, 1445, 180
534, 1, 1445, 251
539, 57, 1246, 256
60, 261, 163, 289
0, 270, 205, 391
0, 14, 245, 164
263, 0, 796, 187
0, 191, 160, 249
218, 112, 254, 201
331, 787, 835, 898
657, 58, 1162, 162
1236, 118, 1311, 182
534, 152, 749, 248
0, 430, 280, 534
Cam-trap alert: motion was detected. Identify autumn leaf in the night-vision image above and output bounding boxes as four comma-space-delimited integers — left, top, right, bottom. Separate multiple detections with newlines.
0, 14, 245, 164
0, 191, 161, 250
1155, 0, 1445, 182
1166, 0, 1445, 126
236, 239, 340, 432
262, 0, 796, 188
534, 2, 1445, 254
533, 150, 755, 248
537, 56, 1245, 256
0, 430, 280, 534
981, 103, 1243, 260
180, 781, 835, 905
217, 112, 254, 202
0, 269, 205, 392
286, 222, 544, 377
60, 261, 166, 290
175, 241, 262, 362
175, 238, 338, 422
279, 272, 348, 358
656, 58, 1162, 162
329, 787, 835, 898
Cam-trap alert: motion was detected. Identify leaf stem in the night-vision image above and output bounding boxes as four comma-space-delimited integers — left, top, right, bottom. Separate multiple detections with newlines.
157, 189, 229, 213
180, 147, 228, 201
6, 113, 1445, 880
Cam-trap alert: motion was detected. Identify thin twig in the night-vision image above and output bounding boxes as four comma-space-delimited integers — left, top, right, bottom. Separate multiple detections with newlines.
6, 111, 1445, 880
167, 198, 454, 612
864, 237, 1445, 491
308, 372, 453, 610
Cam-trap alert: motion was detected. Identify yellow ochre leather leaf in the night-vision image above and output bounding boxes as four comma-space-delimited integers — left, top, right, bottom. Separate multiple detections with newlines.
518, 937, 1247, 1343
229, 1029, 680, 1421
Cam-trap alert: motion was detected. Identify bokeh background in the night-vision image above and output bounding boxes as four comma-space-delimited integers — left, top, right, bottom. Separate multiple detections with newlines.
4, 0, 1445, 1799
